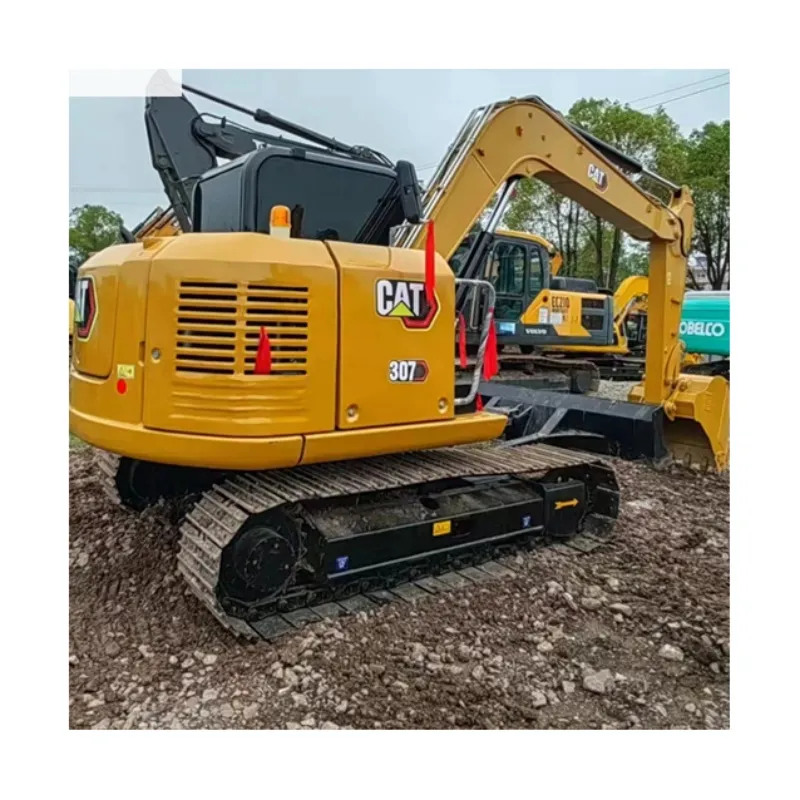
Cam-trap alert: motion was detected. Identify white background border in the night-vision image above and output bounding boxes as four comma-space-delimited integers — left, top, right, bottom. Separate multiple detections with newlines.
4, 0, 791, 797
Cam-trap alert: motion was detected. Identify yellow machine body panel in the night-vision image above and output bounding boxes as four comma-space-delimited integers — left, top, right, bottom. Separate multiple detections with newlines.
141, 233, 338, 439
330, 241, 455, 429
520, 289, 603, 339
69, 234, 503, 470
71, 248, 125, 378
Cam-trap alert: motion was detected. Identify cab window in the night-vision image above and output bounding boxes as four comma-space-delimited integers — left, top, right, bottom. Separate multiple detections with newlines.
529, 247, 545, 295
486, 242, 526, 294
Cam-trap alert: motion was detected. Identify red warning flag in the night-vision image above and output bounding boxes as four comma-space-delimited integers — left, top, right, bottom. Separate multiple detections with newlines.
254, 326, 272, 375
483, 313, 499, 380
457, 312, 468, 369
425, 220, 436, 307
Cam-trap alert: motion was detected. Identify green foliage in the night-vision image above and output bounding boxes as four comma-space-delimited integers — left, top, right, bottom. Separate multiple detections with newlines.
69, 204, 124, 265
685, 121, 730, 289
501, 97, 729, 292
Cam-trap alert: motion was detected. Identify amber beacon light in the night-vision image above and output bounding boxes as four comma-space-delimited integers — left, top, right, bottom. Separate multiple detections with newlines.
269, 205, 291, 238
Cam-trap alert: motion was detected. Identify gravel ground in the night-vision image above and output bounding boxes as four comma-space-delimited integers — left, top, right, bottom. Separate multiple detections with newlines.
69, 440, 729, 730
593, 380, 639, 401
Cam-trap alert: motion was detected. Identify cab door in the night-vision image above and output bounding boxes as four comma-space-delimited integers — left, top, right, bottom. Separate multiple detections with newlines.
483, 237, 527, 327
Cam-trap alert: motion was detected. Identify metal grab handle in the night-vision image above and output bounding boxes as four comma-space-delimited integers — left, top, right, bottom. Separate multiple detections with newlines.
454, 278, 496, 408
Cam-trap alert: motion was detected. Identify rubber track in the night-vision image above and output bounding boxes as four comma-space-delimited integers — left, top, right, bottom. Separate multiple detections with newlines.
94, 444, 610, 643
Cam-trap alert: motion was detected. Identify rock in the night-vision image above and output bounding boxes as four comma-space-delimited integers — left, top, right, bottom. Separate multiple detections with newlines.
391, 680, 409, 693
219, 703, 234, 719
137, 644, 154, 659
581, 597, 603, 611
530, 691, 548, 708
536, 641, 554, 653
686, 637, 720, 665
583, 669, 614, 695
69, 654, 79, 665
609, 603, 633, 617
658, 644, 685, 662
546, 581, 564, 597
562, 592, 578, 612
684, 703, 697, 713
301, 716, 316, 728
77, 552, 89, 567
92, 718, 110, 730
626, 498, 658, 511
104, 641, 121, 657
181, 657, 194, 669
184, 697, 200, 711
168, 655, 178, 665
202, 689, 219, 703
471, 665, 486, 681
283, 669, 299, 688
562, 681, 576, 695
292, 692, 309, 708
654, 703, 668, 717
202, 654, 218, 666
456, 644, 472, 662
321, 721, 339, 730
411, 642, 428, 661
335, 700, 349, 713
605, 577, 620, 591
710, 662, 721, 674
286, 722, 302, 730
243, 703, 259, 720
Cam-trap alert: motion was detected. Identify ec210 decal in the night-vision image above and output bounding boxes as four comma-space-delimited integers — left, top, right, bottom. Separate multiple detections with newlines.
376, 279, 439, 330
388, 359, 429, 383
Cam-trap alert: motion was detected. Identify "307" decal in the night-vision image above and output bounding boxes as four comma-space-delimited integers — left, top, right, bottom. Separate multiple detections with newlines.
388, 359, 429, 383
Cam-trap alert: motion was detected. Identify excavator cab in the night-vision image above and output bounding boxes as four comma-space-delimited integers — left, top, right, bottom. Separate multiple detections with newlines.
452, 229, 615, 355
194, 148, 415, 245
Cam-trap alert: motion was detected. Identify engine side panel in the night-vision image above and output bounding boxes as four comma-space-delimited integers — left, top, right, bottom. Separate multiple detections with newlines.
142, 233, 338, 438
328, 242, 456, 429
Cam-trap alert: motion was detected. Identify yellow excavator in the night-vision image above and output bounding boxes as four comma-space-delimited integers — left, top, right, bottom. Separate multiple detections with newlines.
449, 225, 652, 381
70, 84, 727, 641
456, 228, 702, 382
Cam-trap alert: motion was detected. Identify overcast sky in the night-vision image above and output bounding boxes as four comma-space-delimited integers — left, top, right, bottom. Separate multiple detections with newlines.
69, 69, 729, 227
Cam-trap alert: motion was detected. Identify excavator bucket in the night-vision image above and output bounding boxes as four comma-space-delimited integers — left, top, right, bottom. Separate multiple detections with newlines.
628, 374, 729, 472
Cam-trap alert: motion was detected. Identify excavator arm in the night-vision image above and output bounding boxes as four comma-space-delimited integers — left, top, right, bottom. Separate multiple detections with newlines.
395, 96, 727, 470
145, 84, 395, 232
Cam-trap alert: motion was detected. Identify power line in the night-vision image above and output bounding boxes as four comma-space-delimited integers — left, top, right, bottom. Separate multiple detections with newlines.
625, 71, 729, 106
635, 81, 729, 112
70, 186, 162, 193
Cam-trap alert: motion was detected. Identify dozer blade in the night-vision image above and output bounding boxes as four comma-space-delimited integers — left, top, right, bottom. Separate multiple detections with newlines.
478, 382, 667, 462
96, 443, 619, 642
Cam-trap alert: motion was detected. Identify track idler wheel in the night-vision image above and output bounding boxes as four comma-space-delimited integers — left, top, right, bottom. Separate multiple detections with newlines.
570, 363, 601, 395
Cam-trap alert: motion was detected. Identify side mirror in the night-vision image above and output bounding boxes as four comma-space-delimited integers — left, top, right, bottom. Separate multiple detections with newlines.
396, 160, 423, 224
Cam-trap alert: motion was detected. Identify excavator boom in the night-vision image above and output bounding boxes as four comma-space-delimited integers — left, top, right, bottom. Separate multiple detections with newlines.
394, 95, 726, 471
